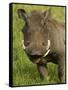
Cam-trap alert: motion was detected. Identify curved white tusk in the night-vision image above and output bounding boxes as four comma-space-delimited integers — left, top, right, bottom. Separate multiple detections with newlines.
43, 49, 50, 57
46, 40, 51, 50
22, 40, 26, 50
43, 40, 50, 57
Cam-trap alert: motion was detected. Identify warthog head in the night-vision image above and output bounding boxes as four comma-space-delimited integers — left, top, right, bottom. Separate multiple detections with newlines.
18, 9, 51, 63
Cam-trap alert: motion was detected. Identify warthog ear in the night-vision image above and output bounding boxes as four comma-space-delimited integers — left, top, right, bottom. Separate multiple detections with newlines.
17, 9, 28, 21
43, 8, 51, 20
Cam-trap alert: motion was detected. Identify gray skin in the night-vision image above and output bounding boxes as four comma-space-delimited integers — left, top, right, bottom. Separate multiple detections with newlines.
17, 9, 65, 83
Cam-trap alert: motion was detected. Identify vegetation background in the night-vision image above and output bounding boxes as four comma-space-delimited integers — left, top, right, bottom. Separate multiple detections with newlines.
12, 3, 65, 86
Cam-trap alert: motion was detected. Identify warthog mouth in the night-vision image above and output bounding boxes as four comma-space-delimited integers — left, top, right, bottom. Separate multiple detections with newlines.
28, 55, 41, 63
22, 40, 51, 63
28, 55, 42, 58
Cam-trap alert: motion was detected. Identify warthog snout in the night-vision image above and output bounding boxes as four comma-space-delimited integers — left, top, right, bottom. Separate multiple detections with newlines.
22, 40, 50, 57
25, 43, 45, 56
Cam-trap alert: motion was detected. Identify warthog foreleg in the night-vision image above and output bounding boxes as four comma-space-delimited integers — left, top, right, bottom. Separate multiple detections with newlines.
37, 63, 48, 80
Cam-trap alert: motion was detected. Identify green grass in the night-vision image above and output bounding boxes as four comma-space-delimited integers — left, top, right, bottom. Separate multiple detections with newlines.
12, 3, 65, 86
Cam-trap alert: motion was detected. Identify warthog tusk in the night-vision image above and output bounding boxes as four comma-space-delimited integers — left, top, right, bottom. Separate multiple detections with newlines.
46, 40, 51, 50
43, 49, 50, 57
22, 40, 26, 49
43, 40, 51, 57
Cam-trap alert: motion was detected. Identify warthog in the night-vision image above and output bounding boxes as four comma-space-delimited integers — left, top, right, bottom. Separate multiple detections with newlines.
17, 8, 65, 83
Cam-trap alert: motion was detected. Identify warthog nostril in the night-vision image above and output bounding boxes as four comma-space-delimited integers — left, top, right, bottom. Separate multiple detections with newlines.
22, 40, 31, 49
26, 41, 31, 46
42, 42, 45, 46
